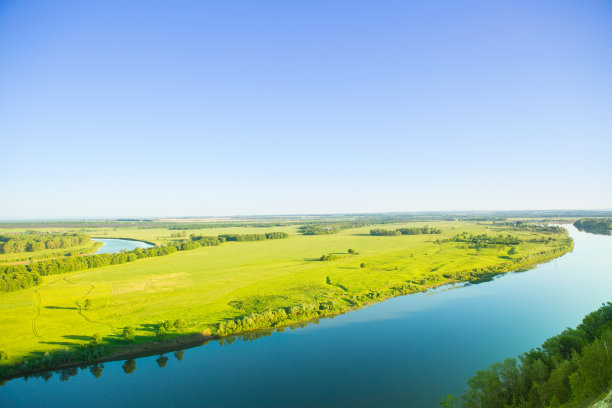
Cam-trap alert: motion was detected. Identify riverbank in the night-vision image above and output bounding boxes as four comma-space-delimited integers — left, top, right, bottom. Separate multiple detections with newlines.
0, 238, 573, 382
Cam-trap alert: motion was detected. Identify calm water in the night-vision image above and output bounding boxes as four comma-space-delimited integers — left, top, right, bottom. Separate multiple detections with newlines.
92, 238, 153, 254
2, 226, 611, 407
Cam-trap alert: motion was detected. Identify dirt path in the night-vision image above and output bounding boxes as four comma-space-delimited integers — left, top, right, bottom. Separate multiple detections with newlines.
31, 290, 42, 338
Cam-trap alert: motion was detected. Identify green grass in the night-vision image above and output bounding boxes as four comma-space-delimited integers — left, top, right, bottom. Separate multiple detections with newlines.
0, 221, 571, 373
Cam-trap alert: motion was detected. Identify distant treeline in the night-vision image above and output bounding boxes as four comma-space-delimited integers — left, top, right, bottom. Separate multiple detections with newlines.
0, 232, 90, 254
169, 222, 292, 230
443, 302, 612, 408
217, 232, 289, 242
573, 218, 612, 236
0, 232, 289, 294
370, 227, 442, 236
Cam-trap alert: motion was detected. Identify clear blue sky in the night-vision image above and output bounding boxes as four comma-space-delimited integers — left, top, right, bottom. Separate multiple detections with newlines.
1, 0, 611, 219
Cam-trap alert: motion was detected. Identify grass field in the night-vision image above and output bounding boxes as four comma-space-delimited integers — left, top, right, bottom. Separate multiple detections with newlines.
0, 220, 572, 373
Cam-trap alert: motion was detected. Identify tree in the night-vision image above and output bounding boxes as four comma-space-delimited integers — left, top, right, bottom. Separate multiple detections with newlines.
122, 325, 136, 340
360, 263, 365, 268
348, 248, 355, 254
90, 333, 102, 345
83, 298, 92, 310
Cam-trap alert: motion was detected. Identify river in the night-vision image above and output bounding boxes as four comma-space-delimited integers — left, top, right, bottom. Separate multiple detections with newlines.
92, 238, 153, 254
1, 225, 611, 407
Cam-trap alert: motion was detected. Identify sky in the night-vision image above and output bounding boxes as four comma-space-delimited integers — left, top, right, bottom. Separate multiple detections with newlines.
1, 0, 611, 219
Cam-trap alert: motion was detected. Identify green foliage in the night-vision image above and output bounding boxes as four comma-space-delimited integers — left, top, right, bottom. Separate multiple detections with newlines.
0, 232, 90, 254
370, 229, 401, 236
574, 218, 612, 235
89, 333, 102, 345
0, 351, 7, 360
348, 248, 356, 254
122, 325, 136, 340
396, 226, 442, 235
217, 232, 289, 242
319, 253, 340, 261
0, 265, 40, 293
448, 233, 521, 249
448, 303, 612, 408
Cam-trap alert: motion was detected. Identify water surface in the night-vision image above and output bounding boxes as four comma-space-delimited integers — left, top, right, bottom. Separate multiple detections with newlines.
92, 238, 153, 254
2, 226, 611, 407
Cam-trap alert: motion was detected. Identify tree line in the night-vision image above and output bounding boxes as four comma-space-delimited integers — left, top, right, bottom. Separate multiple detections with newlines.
442, 302, 612, 408
0, 232, 289, 293
573, 218, 612, 236
217, 232, 289, 242
370, 227, 443, 236
0, 232, 90, 254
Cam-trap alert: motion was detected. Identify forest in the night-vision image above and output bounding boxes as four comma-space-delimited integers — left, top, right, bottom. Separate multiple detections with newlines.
574, 219, 612, 235
442, 303, 612, 408
0, 232, 90, 254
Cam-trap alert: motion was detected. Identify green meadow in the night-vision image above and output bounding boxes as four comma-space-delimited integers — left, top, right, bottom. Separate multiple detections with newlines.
0, 221, 572, 373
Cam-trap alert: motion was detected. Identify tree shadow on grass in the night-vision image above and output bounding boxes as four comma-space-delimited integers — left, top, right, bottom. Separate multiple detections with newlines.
45, 306, 77, 310
39, 341, 80, 346
62, 335, 93, 341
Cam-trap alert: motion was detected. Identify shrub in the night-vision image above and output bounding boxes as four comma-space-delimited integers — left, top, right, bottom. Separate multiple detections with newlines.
122, 326, 136, 340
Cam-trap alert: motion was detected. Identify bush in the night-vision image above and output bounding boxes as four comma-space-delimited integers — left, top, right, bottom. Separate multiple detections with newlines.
122, 326, 136, 340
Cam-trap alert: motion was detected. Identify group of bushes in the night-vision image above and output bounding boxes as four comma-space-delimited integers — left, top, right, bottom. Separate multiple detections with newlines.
446, 303, 612, 408
0, 231, 289, 294
370, 227, 442, 236
0, 232, 90, 254
216, 301, 345, 336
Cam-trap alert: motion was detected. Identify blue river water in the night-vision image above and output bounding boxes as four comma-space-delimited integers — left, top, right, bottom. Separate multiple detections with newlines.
1, 225, 611, 407
92, 238, 153, 254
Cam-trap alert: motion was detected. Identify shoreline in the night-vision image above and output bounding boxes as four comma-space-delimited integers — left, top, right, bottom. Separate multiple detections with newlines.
91, 237, 157, 246
0, 239, 574, 383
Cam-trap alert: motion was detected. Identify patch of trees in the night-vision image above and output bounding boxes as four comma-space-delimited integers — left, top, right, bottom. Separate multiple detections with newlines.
0, 266, 41, 293
444, 302, 612, 408
495, 221, 567, 235
574, 218, 612, 235
370, 229, 401, 236
396, 226, 442, 235
0, 232, 90, 254
299, 220, 378, 235
370, 227, 442, 236
319, 253, 340, 261
447, 233, 521, 248
217, 232, 289, 242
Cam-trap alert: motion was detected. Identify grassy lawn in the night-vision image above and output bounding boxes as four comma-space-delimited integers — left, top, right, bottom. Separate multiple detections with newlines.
0, 221, 571, 368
